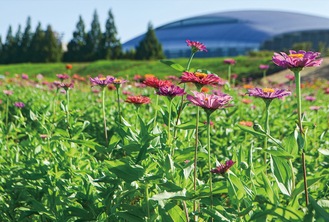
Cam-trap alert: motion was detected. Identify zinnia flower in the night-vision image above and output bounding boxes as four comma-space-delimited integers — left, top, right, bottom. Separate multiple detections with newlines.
143, 76, 172, 89
259, 64, 269, 70
224, 58, 236, 65
157, 85, 185, 97
14, 102, 25, 108
186, 39, 207, 53
272, 50, 323, 69
305, 95, 316, 101
247, 88, 291, 99
285, 74, 295, 81
90, 76, 115, 87
211, 160, 235, 175
187, 91, 233, 111
125, 95, 151, 105
66, 64, 73, 70
239, 121, 253, 127
180, 71, 225, 87
3, 90, 13, 95
309, 106, 321, 111
21, 73, 29, 79
56, 74, 70, 80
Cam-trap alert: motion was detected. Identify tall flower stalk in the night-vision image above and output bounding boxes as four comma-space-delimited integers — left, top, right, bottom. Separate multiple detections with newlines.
272, 50, 323, 206
224, 58, 236, 85
90, 76, 115, 145
187, 91, 233, 209
247, 87, 291, 167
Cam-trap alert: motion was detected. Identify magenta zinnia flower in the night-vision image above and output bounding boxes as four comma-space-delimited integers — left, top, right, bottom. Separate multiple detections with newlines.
211, 160, 235, 175
125, 95, 151, 105
247, 88, 291, 99
180, 71, 225, 87
186, 39, 207, 53
272, 50, 323, 69
224, 58, 236, 65
57, 74, 70, 80
259, 64, 269, 70
14, 102, 25, 108
143, 76, 172, 89
187, 91, 232, 111
90, 76, 115, 87
157, 85, 185, 97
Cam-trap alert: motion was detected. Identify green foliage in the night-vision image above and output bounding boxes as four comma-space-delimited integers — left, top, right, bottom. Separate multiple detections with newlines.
135, 22, 165, 60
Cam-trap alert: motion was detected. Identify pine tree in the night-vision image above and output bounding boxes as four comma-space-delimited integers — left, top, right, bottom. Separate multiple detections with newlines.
0, 36, 3, 64
101, 9, 122, 60
3, 26, 16, 63
21, 17, 33, 62
43, 25, 63, 62
29, 22, 45, 62
135, 22, 165, 60
12, 25, 23, 63
84, 10, 103, 61
64, 15, 87, 62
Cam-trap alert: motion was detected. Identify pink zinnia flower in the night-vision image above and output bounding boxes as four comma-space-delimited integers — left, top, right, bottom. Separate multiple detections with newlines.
125, 95, 151, 105
309, 106, 321, 111
224, 58, 236, 65
186, 39, 207, 53
157, 85, 185, 97
143, 77, 172, 89
180, 71, 225, 87
272, 50, 323, 69
14, 102, 25, 108
211, 160, 235, 175
324, 88, 329, 94
90, 76, 115, 87
53, 81, 74, 90
56, 74, 70, 80
305, 95, 316, 101
285, 74, 295, 81
3, 90, 13, 95
247, 88, 291, 99
187, 91, 233, 111
21, 73, 29, 79
113, 78, 128, 85
259, 64, 269, 70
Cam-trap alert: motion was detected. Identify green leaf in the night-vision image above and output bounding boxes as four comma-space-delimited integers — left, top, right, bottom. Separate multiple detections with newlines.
237, 124, 266, 137
261, 172, 277, 203
309, 196, 329, 220
150, 189, 186, 201
165, 203, 187, 222
105, 159, 144, 182
202, 208, 231, 221
116, 211, 144, 222
318, 148, 329, 156
265, 147, 294, 159
270, 156, 293, 196
160, 60, 185, 72
282, 132, 298, 157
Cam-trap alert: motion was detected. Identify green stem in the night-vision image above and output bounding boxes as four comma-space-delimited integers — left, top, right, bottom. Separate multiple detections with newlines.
206, 113, 213, 208
66, 89, 71, 138
116, 87, 121, 123
264, 100, 272, 167
145, 184, 150, 221
186, 52, 195, 71
153, 94, 159, 128
227, 65, 231, 84
5, 96, 9, 127
102, 87, 108, 145
193, 106, 200, 216
294, 70, 309, 206
167, 98, 173, 156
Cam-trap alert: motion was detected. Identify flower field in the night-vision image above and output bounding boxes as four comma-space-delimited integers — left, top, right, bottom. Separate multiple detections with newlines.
0, 42, 329, 221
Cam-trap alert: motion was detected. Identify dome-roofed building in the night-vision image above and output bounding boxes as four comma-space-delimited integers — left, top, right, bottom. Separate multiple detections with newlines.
122, 10, 329, 58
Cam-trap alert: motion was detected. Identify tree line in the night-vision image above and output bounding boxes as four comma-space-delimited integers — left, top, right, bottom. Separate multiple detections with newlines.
0, 9, 165, 64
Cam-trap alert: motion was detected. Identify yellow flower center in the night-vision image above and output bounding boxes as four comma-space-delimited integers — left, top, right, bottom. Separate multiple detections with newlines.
99, 77, 106, 81
289, 53, 304, 58
194, 72, 207, 79
114, 79, 121, 83
262, 88, 275, 93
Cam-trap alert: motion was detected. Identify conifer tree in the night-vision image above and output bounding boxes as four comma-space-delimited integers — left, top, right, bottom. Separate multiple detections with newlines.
29, 22, 45, 62
0, 36, 3, 64
64, 15, 87, 62
21, 17, 33, 62
84, 10, 103, 61
12, 25, 23, 63
101, 9, 122, 60
3, 26, 16, 63
43, 25, 63, 62
135, 22, 165, 60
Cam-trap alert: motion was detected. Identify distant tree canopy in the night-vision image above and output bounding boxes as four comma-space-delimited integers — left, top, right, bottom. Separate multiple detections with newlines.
0, 9, 165, 64
135, 22, 165, 60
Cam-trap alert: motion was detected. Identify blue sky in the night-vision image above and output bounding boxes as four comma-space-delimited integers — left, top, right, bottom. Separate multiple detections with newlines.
1, 0, 329, 44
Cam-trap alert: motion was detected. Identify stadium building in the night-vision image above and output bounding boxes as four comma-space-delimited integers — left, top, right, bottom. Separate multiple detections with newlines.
122, 10, 329, 58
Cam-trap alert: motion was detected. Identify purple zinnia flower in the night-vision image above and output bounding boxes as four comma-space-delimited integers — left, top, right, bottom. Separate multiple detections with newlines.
305, 95, 316, 101
186, 39, 207, 53
247, 88, 291, 99
21, 73, 29, 79
14, 102, 25, 108
90, 76, 115, 87
187, 91, 233, 110
272, 50, 323, 69
211, 160, 235, 175
157, 85, 185, 97
56, 74, 70, 80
